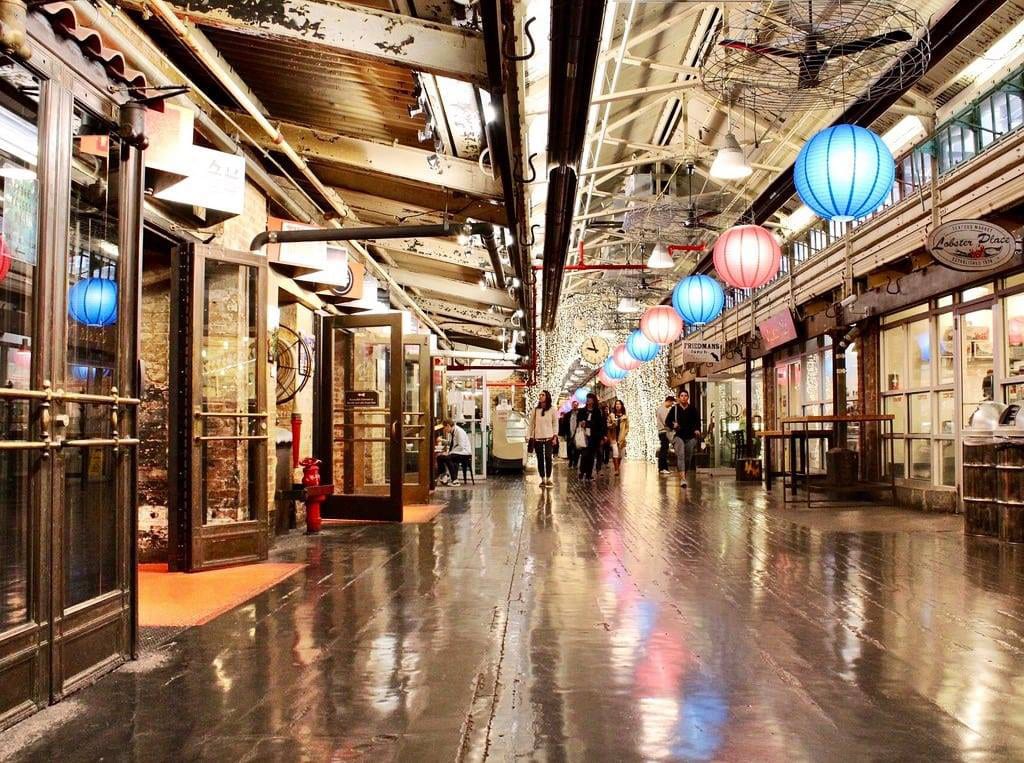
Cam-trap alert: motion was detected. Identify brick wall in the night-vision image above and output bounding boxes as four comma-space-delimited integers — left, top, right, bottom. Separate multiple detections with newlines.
138, 263, 171, 563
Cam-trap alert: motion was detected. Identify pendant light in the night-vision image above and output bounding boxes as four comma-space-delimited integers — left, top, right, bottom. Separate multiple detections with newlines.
640, 305, 684, 346
68, 276, 118, 327
646, 243, 674, 269
671, 274, 725, 326
794, 124, 895, 221
709, 132, 752, 180
612, 343, 642, 372
626, 329, 660, 363
713, 224, 781, 290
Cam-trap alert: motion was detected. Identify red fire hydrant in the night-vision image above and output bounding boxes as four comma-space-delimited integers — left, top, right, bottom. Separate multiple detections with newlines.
301, 457, 324, 534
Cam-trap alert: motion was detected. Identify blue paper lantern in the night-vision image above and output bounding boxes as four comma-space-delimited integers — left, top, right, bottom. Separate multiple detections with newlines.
68, 277, 117, 327
573, 387, 591, 404
626, 329, 660, 363
794, 124, 895, 222
672, 274, 724, 326
603, 357, 628, 381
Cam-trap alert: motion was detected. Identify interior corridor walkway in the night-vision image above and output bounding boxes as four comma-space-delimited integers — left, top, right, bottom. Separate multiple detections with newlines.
7, 463, 1024, 761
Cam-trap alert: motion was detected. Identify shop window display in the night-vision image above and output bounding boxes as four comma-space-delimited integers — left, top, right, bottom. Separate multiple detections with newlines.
0, 65, 38, 632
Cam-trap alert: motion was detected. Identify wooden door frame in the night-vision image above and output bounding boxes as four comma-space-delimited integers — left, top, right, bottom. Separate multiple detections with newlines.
403, 334, 432, 505
317, 313, 404, 521
170, 244, 269, 572
1, 50, 143, 730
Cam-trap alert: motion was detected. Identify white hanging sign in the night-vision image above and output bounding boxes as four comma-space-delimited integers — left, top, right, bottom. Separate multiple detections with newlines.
926, 220, 1016, 272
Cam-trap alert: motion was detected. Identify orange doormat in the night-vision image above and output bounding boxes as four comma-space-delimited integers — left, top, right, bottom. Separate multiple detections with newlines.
321, 503, 445, 527
138, 562, 304, 627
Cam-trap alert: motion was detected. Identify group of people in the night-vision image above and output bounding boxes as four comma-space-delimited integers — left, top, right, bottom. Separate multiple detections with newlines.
442, 388, 704, 489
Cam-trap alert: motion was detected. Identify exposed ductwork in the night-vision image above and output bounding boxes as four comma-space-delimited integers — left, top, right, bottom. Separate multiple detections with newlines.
0, 0, 30, 60
540, 0, 608, 330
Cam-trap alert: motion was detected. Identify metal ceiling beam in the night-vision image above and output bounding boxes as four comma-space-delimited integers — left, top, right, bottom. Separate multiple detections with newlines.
226, 113, 502, 199
386, 268, 516, 309
590, 79, 699, 106
370, 237, 492, 269
123, 0, 488, 84
418, 298, 508, 327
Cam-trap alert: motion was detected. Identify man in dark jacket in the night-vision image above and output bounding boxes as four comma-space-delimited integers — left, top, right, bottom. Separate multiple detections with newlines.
665, 390, 701, 487
564, 400, 581, 467
576, 394, 606, 482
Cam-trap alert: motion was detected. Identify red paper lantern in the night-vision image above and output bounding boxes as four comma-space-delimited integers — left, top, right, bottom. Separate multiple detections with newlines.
612, 343, 641, 371
0, 237, 13, 283
640, 305, 683, 345
712, 224, 781, 290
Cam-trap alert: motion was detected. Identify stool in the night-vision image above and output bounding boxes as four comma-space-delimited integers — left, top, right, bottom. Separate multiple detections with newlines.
455, 454, 474, 484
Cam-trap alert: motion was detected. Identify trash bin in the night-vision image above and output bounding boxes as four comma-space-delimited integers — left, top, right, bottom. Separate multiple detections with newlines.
997, 404, 1024, 543
963, 401, 1006, 539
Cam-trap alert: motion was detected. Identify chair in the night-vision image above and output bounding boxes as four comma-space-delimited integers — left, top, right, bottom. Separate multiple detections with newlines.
454, 454, 474, 484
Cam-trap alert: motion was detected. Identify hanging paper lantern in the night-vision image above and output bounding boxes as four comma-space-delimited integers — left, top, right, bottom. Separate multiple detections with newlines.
573, 387, 591, 404
68, 277, 118, 327
626, 329, 660, 363
640, 305, 684, 346
713, 224, 781, 290
611, 343, 641, 371
598, 370, 621, 387
603, 357, 628, 381
794, 124, 895, 222
672, 274, 725, 326
0, 237, 13, 283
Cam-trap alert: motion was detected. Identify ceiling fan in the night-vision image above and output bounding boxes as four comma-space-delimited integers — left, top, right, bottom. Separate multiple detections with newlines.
680, 162, 720, 231
720, 2, 912, 90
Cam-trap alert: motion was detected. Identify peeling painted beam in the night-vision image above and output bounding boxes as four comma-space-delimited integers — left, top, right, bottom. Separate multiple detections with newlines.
386, 268, 514, 309
371, 238, 492, 269
127, 0, 488, 84
225, 113, 501, 199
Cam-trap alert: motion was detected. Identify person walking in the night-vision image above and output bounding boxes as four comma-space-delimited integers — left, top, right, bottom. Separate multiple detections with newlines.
666, 390, 701, 488
656, 395, 675, 475
575, 393, 606, 482
558, 404, 572, 460
608, 399, 629, 475
528, 390, 559, 487
598, 402, 612, 471
566, 400, 581, 469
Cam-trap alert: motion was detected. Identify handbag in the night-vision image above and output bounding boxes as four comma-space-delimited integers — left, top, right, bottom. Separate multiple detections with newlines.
574, 423, 588, 449
610, 441, 620, 459
527, 439, 535, 454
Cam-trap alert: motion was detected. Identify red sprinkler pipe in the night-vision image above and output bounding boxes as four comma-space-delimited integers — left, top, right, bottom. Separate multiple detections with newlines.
532, 241, 705, 271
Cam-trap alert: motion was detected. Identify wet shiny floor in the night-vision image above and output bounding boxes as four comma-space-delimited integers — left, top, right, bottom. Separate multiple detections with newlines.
11, 462, 1024, 761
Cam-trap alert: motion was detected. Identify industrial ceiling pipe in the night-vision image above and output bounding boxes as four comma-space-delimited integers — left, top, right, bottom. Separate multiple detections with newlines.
478, 227, 507, 290
540, 0, 608, 330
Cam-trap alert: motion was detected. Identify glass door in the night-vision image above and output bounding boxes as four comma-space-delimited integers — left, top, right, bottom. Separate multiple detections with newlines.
171, 245, 268, 572
403, 336, 431, 504
1, 77, 140, 727
318, 313, 403, 521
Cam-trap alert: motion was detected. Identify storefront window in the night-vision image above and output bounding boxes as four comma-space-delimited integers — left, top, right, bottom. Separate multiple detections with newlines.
1005, 292, 1024, 377
885, 394, 907, 433
883, 327, 906, 391
846, 342, 860, 412
961, 307, 994, 424
962, 284, 993, 302
909, 393, 931, 433
908, 439, 931, 481
938, 390, 955, 434
0, 64, 39, 632
937, 312, 955, 384
909, 319, 931, 388
64, 105, 121, 607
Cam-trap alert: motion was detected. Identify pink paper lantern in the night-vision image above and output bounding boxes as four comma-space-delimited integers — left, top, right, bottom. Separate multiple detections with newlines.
612, 343, 641, 371
713, 224, 781, 290
640, 305, 683, 345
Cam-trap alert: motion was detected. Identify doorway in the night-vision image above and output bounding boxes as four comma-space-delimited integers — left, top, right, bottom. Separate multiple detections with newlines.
315, 313, 433, 521
0, 76, 138, 728
168, 244, 270, 571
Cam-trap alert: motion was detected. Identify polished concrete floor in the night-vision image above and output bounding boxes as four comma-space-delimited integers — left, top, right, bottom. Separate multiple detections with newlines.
10, 462, 1024, 761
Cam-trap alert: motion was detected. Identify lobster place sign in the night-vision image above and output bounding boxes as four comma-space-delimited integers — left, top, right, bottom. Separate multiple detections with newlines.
927, 220, 1016, 272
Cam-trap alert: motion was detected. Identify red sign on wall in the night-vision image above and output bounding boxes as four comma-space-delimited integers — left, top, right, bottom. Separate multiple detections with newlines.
758, 309, 798, 351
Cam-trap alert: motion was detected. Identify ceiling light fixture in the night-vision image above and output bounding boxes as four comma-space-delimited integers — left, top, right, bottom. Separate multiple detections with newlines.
616, 297, 642, 314
646, 243, 674, 269
709, 132, 752, 180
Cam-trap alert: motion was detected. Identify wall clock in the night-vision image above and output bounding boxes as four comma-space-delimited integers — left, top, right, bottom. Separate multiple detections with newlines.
580, 335, 610, 365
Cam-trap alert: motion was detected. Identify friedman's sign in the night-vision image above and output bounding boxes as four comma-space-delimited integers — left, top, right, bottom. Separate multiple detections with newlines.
927, 220, 1016, 272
